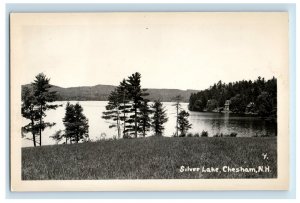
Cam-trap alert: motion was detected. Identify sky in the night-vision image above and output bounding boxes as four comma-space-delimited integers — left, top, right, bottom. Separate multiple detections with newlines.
13, 12, 288, 90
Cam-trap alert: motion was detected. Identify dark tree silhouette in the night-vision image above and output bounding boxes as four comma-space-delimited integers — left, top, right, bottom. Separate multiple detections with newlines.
63, 102, 89, 144
102, 89, 122, 139
138, 100, 153, 137
172, 95, 183, 137
22, 73, 59, 146
63, 102, 76, 144
229, 94, 247, 113
206, 99, 218, 112
117, 79, 132, 138
177, 110, 192, 137
256, 92, 274, 117
189, 77, 277, 120
151, 100, 168, 136
126, 72, 149, 138
21, 86, 40, 147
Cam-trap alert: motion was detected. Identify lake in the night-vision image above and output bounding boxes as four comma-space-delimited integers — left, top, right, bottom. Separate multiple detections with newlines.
22, 101, 277, 147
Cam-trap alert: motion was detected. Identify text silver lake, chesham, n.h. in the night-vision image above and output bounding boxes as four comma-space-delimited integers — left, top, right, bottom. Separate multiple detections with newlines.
179, 165, 271, 173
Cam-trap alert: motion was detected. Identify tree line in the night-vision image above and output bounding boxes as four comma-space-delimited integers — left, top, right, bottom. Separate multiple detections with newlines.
101, 72, 192, 139
188, 77, 277, 119
22, 72, 193, 147
22, 73, 89, 146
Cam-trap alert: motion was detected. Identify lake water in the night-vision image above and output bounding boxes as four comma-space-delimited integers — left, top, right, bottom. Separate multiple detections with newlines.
22, 101, 277, 147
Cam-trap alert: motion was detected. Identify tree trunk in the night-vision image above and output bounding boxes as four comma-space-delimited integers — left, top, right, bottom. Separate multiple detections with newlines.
39, 104, 42, 146
31, 119, 36, 147
122, 92, 126, 138
176, 103, 179, 137
134, 107, 137, 138
33, 133, 36, 147
117, 111, 120, 139
123, 107, 126, 138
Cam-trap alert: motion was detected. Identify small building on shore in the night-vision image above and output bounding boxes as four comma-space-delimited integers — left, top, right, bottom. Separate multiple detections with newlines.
224, 100, 231, 112
245, 102, 255, 114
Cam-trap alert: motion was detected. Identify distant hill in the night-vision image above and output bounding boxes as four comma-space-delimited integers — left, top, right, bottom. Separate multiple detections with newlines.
22, 84, 199, 102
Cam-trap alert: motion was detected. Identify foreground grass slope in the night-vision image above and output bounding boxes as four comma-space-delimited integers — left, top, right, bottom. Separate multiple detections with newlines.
22, 137, 277, 180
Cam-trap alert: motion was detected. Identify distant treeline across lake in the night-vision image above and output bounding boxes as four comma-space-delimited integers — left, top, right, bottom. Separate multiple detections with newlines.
22, 76, 277, 118
22, 84, 199, 102
189, 77, 277, 119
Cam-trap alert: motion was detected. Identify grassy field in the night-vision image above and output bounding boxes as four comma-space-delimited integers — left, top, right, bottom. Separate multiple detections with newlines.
22, 137, 277, 180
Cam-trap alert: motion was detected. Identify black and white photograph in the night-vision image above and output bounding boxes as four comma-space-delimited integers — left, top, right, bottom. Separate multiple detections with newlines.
10, 12, 289, 191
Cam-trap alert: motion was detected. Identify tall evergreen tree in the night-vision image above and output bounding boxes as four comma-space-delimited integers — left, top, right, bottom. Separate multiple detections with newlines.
102, 89, 122, 139
62, 102, 76, 144
117, 79, 132, 138
23, 73, 59, 146
21, 86, 40, 147
151, 100, 168, 136
126, 72, 149, 138
63, 102, 89, 143
138, 100, 153, 137
73, 103, 89, 143
172, 95, 183, 137
177, 110, 192, 137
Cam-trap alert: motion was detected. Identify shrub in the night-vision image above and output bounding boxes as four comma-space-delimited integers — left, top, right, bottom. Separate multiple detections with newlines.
187, 133, 193, 137
194, 133, 200, 137
229, 132, 237, 137
100, 132, 107, 140
124, 135, 133, 139
213, 133, 223, 137
252, 133, 270, 137
201, 130, 208, 137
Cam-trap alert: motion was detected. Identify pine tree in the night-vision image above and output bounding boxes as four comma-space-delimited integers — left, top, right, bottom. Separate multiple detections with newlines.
63, 102, 76, 144
102, 89, 122, 139
22, 73, 59, 146
102, 72, 150, 138
151, 100, 168, 136
73, 103, 89, 143
117, 79, 132, 138
126, 72, 149, 138
177, 110, 192, 137
21, 86, 40, 147
172, 95, 183, 137
63, 102, 89, 144
138, 100, 153, 137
